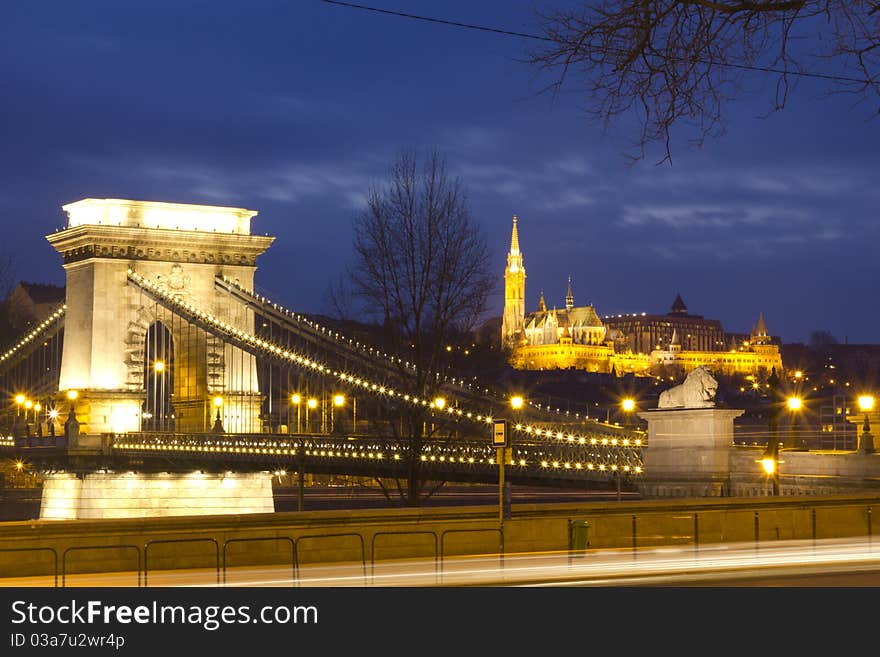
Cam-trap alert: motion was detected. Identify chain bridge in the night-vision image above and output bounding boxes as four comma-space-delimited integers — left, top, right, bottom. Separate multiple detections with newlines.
0, 199, 645, 512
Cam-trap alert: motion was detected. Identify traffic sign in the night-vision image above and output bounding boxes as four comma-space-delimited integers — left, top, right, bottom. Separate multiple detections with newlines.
492, 419, 509, 447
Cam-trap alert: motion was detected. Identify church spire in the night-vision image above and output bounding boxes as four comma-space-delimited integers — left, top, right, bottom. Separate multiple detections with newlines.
502, 214, 526, 347
751, 311, 770, 345
510, 214, 520, 256
669, 328, 681, 353
565, 275, 574, 311
538, 290, 546, 312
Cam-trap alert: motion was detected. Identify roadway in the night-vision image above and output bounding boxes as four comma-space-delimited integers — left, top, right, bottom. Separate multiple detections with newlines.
3, 536, 879, 587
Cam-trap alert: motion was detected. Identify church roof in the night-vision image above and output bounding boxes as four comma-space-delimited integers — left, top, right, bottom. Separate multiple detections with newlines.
670, 293, 688, 314
525, 305, 603, 329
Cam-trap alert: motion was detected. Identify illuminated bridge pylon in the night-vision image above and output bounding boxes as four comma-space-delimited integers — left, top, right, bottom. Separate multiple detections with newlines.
44, 198, 274, 437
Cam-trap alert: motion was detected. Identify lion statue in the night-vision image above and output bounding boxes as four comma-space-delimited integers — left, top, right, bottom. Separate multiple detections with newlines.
658, 366, 719, 409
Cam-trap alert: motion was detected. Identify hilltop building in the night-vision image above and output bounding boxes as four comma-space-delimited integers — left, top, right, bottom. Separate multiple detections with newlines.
500, 215, 784, 378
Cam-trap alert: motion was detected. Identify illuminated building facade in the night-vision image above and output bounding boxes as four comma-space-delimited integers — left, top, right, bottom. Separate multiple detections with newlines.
500, 216, 784, 378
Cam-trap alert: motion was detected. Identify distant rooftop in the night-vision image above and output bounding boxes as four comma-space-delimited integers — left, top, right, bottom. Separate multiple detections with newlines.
14, 281, 65, 304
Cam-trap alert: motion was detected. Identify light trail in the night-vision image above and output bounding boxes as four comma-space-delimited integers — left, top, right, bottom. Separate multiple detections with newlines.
11, 535, 875, 588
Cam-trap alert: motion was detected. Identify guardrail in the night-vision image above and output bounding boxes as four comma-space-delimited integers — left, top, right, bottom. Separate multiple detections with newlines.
222, 537, 296, 586
295, 532, 366, 585
0, 547, 58, 587
62, 544, 140, 587
370, 531, 439, 582
440, 528, 504, 574
144, 538, 220, 587
2, 503, 875, 586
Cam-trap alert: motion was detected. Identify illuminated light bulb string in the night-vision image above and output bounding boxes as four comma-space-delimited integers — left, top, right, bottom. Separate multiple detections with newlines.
112, 434, 639, 474
217, 275, 634, 433
218, 274, 508, 403
128, 269, 643, 456
0, 306, 66, 366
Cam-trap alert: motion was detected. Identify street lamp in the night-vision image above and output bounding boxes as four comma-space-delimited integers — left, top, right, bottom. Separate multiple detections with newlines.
34, 402, 42, 439
48, 408, 58, 438
23, 399, 34, 442
433, 396, 446, 410
621, 397, 636, 429
14, 394, 25, 416
760, 442, 780, 496
63, 390, 80, 446
510, 395, 524, 411
154, 360, 166, 431
306, 397, 317, 433
212, 396, 224, 433
858, 394, 875, 454
785, 395, 805, 450
290, 393, 302, 433
332, 394, 345, 433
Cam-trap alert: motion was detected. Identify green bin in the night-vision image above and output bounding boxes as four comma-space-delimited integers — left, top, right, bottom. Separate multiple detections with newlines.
570, 519, 590, 553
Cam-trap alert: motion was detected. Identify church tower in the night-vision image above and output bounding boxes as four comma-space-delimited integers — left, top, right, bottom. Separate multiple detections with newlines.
751, 312, 771, 345
502, 215, 526, 347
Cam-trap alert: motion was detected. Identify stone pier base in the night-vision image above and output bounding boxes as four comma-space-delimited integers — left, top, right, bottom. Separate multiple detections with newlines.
637, 407, 745, 498
40, 471, 275, 520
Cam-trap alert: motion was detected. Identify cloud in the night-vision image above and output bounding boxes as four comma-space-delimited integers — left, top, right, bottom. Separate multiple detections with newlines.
63, 152, 377, 211
620, 204, 807, 229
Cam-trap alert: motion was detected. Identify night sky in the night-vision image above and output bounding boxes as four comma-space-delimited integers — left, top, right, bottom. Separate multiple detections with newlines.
2, 1, 878, 345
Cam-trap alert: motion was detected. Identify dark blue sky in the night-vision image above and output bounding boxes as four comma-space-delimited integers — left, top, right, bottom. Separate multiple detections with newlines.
2, 1, 878, 344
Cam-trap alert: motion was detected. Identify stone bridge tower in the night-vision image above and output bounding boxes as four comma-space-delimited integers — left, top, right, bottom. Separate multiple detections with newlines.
46, 198, 275, 438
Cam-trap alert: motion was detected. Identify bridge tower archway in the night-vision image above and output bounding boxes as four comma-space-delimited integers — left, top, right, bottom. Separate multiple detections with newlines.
46, 198, 275, 438
143, 320, 174, 432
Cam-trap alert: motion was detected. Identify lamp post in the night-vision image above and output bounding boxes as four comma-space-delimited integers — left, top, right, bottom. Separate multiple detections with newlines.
11, 394, 26, 445
211, 396, 224, 434
493, 416, 510, 558
24, 399, 33, 439
332, 394, 345, 433
48, 409, 58, 439
785, 395, 805, 450
154, 360, 165, 431
621, 397, 636, 428
858, 394, 875, 454
761, 439, 780, 496
290, 393, 302, 434
63, 389, 79, 448
619, 398, 637, 499
306, 398, 317, 433
34, 402, 42, 439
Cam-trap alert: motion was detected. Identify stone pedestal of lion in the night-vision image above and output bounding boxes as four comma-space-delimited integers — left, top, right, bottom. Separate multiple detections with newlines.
638, 366, 744, 498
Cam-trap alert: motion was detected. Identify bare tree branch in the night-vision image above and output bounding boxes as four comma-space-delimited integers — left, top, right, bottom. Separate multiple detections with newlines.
527, 1, 880, 162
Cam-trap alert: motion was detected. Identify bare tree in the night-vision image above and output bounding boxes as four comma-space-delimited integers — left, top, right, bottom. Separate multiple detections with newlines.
0, 252, 18, 349
350, 147, 495, 505
527, 1, 880, 163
